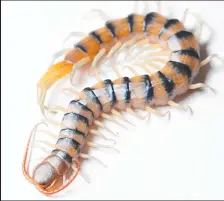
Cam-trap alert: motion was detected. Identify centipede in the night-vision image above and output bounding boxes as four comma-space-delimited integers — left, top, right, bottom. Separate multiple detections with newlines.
23, 1, 222, 196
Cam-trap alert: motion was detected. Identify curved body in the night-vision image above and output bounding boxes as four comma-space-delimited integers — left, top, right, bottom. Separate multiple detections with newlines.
27, 12, 200, 195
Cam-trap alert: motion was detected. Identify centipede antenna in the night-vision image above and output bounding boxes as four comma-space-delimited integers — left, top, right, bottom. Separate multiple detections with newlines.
87, 141, 120, 153
80, 153, 108, 168
63, 31, 87, 45
22, 122, 48, 184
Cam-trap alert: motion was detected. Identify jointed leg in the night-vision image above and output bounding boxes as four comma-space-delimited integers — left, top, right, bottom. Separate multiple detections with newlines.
79, 153, 108, 167
86, 141, 120, 153
168, 100, 193, 114
189, 83, 215, 93
146, 106, 170, 119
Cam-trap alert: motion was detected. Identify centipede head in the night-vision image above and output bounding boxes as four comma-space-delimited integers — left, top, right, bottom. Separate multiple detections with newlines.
22, 122, 80, 196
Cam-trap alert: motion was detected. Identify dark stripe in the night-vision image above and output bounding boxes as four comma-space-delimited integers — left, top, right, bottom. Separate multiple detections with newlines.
175, 30, 193, 40
56, 137, 81, 154
173, 48, 200, 59
83, 87, 103, 112
159, 19, 180, 38
123, 77, 131, 103
89, 31, 103, 44
169, 61, 192, 83
63, 112, 89, 127
69, 100, 94, 119
51, 149, 72, 164
105, 21, 116, 37
75, 44, 87, 53
157, 71, 175, 96
144, 12, 157, 31
127, 14, 135, 33
164, 19, 179, 29
60, 128, 86, 138
104, 79, 116, 106
143, 75, 153, 102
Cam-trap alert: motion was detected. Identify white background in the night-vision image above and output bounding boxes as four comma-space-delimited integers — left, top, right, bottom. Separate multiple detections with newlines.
2, 1, 224, 200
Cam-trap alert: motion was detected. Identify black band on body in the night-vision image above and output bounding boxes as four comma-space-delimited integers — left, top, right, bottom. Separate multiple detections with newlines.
127, 14, 135, 33
89, 31, 103, 44
69, 100, 94, 119
51, 149, 73, 164
75, 44, 87, 53
173, 48, 200, 59
104, 79, 116, 107
123, 77, 131, 103
63, 112, 89, 127
105, 21, 116, 37
83, 87, 103, 112
157, 71, 175, 96
143, 75, 154, 102
144, 12, 157, 31
60, 128, 86, 138
168, 61, 192, 83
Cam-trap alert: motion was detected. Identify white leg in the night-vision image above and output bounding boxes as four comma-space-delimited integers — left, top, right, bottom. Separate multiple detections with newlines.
168, 101, 193, 115
146, 106, 170, 119
111, 109, 136, 126
94, 120, 119, 136
189, 83, 216, 94
83, 9, 111, 22
106, 41, 122, 59
79, 153, 108, 168
86, 141, 120, 153
126, 108, 148, 120
70, 57, 91, 86
181, 8, 189, 24
200, 54, 220, 68
72, 165, 90, 184
101, 113, 128, 130
62, 88, 82, 98
89, 129, 116, 144
112, 65, 122, 78
91, 48, 106, 69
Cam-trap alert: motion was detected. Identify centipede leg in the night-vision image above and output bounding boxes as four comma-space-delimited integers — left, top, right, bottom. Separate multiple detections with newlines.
107, 41, 122, 59
79, 153, 108, 168
200, 54, 222, 68
72, 164, 90, 184
189, 83, 216, 94
49, 49, 71, 67
146, 106, 170, 119
62, 88, 81, 98
101, 113, 128, 130
126, 108, 148, 120
89, 129, 116, 144
83, 9, 111, 22
111, 109, 135, 126
86, 141, 120, 153
168, 101, 193, 115
181, 8, 189, 24
94, 120, 119, 136
70, 57, 91, 86
91, 48, 107, 69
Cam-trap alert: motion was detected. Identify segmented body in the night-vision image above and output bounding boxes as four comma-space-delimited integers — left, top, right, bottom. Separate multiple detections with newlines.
29, 11, 201, 194
38, 12, 199, 107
